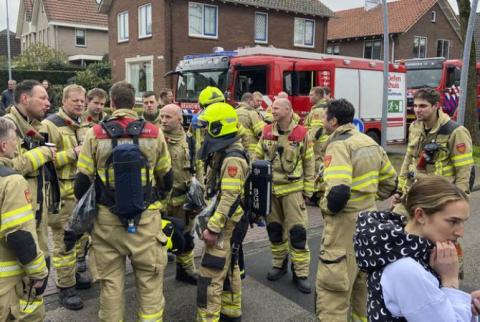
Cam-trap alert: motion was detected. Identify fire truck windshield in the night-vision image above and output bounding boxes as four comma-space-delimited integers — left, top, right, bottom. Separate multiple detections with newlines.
406, 68, 442, 89
176, 69, 228, 102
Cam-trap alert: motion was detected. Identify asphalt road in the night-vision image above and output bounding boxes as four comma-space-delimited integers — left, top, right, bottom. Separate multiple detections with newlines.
45, 189, 480, 321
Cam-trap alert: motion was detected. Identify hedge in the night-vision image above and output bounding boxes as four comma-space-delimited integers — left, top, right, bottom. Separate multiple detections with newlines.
0, 69, 77, 89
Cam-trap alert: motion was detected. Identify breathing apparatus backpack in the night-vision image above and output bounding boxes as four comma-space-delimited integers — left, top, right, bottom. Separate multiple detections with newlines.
96, 118, 154, 232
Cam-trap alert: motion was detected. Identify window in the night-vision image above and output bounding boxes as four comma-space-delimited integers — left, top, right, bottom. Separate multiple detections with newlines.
138, 3, 152, 38
294, 18, 315, 47
364, 39, 382, 59
255, 12, 268, 43
234, 66, 267, 100
431, 11, 436, 23
117, 11, 129, 42
437, 39, 450, 58
126, 58, 153, 100
326, 45, 339, 55
75, 29, 86, 46
189, 2, 218, 38
413, 36, 427, 58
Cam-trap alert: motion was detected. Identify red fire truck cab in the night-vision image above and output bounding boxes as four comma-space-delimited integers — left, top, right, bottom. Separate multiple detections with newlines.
171, 47, 407, 143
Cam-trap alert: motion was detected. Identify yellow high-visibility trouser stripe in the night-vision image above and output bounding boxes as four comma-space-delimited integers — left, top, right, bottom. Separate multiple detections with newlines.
273, 181, 304, 195
19, 298, 43, 314
0, 261, 22, 278
52, 252, 76, 268
24, 256, 47, 275
0, 204, 34, 233
138, 309, 163, 322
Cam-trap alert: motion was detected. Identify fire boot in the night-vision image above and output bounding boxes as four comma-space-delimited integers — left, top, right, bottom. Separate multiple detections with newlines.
291, 264, 311, 294
267, 257, 288, 281
176, 264, 197, 285
59, 287, 84, 310
75, 272, 92, 290
220, 313, 241, 322
77, 256, 87, 273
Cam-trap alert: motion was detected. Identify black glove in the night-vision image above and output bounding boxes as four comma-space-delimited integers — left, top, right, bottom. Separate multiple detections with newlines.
309, 193, 320, 206
34, 278, 48, 296
64, 229, 78, 252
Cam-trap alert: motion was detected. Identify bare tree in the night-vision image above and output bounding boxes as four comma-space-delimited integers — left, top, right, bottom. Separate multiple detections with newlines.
457, 0, 480, 144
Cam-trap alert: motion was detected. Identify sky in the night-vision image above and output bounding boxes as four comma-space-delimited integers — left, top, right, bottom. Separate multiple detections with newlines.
0, 0, 475, 32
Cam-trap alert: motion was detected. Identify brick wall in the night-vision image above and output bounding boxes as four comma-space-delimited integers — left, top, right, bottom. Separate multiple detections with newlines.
109, 0, 329, 94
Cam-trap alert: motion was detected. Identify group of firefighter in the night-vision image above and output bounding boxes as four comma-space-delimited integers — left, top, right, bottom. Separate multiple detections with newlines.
0, 78, 474, 322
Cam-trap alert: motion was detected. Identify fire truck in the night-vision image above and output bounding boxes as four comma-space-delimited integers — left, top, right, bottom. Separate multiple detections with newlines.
403, 57, 480, 127
170, 47, 407, 143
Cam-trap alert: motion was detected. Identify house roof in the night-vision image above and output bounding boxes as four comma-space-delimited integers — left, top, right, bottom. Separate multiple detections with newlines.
23, 0, 33, 22
98, 0, 333, 17
0, 29, 16, 36
328, 0, 457, 40
43, 0, 107, 27
221, 0, 334, 17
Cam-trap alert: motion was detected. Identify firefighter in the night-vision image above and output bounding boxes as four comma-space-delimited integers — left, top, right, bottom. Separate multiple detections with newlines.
82, 88, 108, 126
142, 91, 161, 126
304, 86, 331, 204
391, 88, 474, 280
255, 98, 315, 293
316, 99, 397, 322
195, 102, 249, 322
76, 87, 108, 276
5, 80, 55, 320
160, 103, 198, 285
160, 88, 174, 107
75, 81, 173, 321
0, 117, 48, 321
392, 88, 474, 211
252, 91, 266, 120
42, 84, 91, 310
235, 92, 266, 156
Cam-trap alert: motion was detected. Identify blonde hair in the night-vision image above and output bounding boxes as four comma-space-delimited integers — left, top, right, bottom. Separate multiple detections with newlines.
404, 176, 468, 217
63, 84, 86, 101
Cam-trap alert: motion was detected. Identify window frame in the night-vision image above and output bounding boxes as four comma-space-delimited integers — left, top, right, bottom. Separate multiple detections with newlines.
437, 39, 450, 59
75, 28, 86, 47
431, 11, 437, 23
254, 11, 268, 44
363, 39, 382, 59
117, 10, 129, 43
188, 2, 218, 39
125, 56, 154, 102
294, 17, 315, 48
413, 36, 427, 58
138, 3, 152, 39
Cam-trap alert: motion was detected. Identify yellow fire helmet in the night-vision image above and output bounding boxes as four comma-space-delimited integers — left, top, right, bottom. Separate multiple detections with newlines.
198, 86, 225, 108
198, 102, 238, 138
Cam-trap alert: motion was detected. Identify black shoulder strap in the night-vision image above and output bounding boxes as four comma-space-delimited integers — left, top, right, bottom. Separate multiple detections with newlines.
438, 120, 460, 136
101, 120, 125, 148
186, 134, 196, 174
125, 119, 146, 145
0, 165, 17, 177
46, 114, 67, 127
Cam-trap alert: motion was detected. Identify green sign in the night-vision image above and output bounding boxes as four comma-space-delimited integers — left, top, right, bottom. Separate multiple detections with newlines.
388, 100, 403, 113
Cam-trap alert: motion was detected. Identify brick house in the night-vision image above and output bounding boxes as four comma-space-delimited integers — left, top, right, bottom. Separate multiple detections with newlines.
327, 0, 462, 61
16, 0, 108, 67
98, 0, 334, 100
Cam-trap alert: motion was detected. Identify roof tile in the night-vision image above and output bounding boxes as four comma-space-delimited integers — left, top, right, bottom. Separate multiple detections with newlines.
221, 0, 334, 17
43, 0, 107, 27
328, 0, 437, 40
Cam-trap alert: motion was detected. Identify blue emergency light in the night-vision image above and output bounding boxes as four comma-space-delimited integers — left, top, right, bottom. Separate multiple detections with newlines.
183, 51, 238, 60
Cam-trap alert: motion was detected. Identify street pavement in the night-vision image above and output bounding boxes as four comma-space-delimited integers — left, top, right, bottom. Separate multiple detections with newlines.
45, 188, 480, 322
